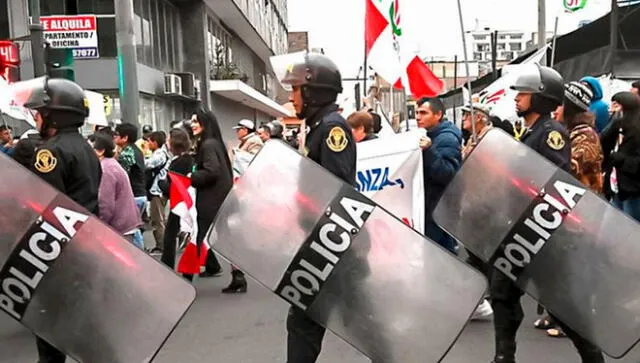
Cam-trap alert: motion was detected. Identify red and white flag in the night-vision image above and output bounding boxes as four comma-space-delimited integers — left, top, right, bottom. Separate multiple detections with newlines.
365, 0, 443, 98
168, 172, 208, 274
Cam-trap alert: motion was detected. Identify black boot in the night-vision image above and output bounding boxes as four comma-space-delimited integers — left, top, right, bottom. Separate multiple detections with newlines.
492, 339, 516, 363
222, 270, 247, 293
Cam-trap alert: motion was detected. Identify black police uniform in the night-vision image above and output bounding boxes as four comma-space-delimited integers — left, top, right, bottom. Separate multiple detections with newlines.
286, 103, 357, 363
32, 129, 102, 362
490, 115, 570, 361
491, 115, 604, 363
32, 129, 102, 215
20, 78, 102, 363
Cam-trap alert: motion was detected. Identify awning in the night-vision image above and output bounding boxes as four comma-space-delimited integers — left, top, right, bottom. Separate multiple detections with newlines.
209, 80, 292, 118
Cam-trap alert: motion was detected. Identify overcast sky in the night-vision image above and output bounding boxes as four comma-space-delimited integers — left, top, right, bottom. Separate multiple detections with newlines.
287, 0, 612, 79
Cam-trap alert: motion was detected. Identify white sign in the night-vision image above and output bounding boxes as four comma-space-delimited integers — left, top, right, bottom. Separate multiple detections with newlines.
356, 130, 425, 234
85, 90, 108, 126
41, 15, 99, 59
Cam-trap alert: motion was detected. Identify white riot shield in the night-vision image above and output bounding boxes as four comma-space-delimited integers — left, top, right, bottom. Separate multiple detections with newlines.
433, 128, 640, 358
0, 153, 196, 362
208, 140, 488, 362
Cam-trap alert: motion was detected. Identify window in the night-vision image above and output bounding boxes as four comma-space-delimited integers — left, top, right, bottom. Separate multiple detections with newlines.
509, 42, 522, 51
473, 35, 486, 41
510, 34, 522, 39
167, 9, 175, 69
208, 18, 234, 74
473, 53, 482, 61
77, 0, 115, 14
142, 0, 153, 65
151, 0, 160, 67
158, 2, 168, 69
97, 17, 117, 57
28, 0, 65, 15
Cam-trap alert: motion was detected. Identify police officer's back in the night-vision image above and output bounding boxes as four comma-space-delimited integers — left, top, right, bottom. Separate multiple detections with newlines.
17, 76, 101, 362
277, 51, 356, 363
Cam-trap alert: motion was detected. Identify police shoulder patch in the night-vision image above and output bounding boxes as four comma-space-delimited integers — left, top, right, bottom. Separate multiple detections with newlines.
546, 130, 565, 150
34, 149, 58, 173
326, 126, 348, 152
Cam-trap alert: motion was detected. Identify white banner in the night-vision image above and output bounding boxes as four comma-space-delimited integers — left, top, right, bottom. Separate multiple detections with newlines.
356, 130, 425, 234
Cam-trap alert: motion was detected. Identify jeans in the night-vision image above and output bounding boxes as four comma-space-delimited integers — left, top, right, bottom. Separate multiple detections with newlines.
612, 196, 640, 222
134, 197, 147, 249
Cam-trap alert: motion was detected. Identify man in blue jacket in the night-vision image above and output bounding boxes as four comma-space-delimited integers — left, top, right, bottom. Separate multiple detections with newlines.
580, 76, 610, 133
416, 97, 462, 254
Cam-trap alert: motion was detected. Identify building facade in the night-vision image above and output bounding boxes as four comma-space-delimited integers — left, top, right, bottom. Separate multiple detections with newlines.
469, 28, 555, 75
3, 0, 289, 140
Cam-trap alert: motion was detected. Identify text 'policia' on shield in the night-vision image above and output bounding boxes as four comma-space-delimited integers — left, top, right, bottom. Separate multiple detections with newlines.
208, 140, 488, 363
434, 128, 640, 359
0, 152, 196, 363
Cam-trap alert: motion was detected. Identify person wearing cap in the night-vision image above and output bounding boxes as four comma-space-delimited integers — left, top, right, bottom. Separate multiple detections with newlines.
490, 65, 572, 363
557, 81, 604, 195
461, 103, 493, 160
136, 124, 153, 158
233, 119, 263, 154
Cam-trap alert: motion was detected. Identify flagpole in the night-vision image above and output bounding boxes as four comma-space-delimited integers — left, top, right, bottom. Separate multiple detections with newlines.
456, 0, 477, 143
550, 17, 559, 67
363, 32, 368, 105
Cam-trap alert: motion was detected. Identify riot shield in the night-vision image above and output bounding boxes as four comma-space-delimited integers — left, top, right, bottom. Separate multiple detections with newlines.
0, 153, 196, 362
208, 140, 488, 362
433, 128, 640, 358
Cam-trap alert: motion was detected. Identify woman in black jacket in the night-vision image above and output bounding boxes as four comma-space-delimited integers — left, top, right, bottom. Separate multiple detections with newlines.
188, 107, 235, 282
601, 91, 640, 222
159, 128, 194, 269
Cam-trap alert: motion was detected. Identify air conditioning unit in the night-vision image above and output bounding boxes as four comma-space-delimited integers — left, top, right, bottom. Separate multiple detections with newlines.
164, 74, 182, 95
175, 72, 196, 98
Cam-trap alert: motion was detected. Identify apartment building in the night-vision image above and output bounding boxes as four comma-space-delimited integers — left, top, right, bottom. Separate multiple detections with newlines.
2, 0, 289, 138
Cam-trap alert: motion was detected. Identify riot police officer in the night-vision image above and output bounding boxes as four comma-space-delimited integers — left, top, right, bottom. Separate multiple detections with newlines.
17, 77, 102, 363
491, 65, 603, 363
278, 52, 357, 363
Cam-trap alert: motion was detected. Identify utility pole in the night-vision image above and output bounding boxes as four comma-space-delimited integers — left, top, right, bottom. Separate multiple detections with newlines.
491, 30, 498, 80
114, 0, 140, 124
29, 0, 46, 77
610, 0, 619, 74
538, 0, 547, 65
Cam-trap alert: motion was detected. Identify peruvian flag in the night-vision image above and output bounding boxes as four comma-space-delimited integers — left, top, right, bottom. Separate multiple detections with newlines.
365, 0, 444, 98
168, 172, 208, 274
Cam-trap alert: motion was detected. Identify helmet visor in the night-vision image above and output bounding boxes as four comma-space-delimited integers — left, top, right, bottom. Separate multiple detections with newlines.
509, 64, 543, 94
270, 51, 309, 92
9, 77, 50, 110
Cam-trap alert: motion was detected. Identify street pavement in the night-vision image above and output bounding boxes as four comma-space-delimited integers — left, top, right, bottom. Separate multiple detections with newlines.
1, 233, 639, 362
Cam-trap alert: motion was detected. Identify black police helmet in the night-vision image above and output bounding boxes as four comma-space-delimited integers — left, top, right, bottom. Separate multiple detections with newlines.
142, 124, 153, 135
41, 78, 89, 117
15, 77, 89, 129
282, 53, 343, 94
511, 65, 564, 105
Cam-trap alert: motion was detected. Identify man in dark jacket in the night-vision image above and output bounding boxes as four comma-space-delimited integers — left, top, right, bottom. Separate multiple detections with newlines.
16, 77, 102, 363
416, 97, 462, 254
